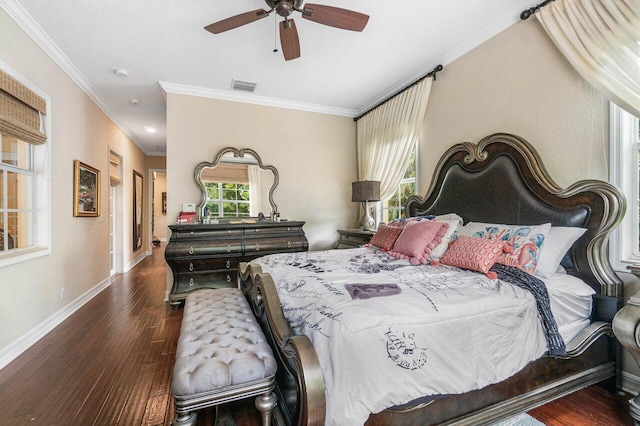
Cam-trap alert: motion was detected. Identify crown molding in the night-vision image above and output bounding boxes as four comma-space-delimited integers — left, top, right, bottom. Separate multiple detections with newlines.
159, 81, 358, 118
0, 0, 140, 147
356, 7, 523, 116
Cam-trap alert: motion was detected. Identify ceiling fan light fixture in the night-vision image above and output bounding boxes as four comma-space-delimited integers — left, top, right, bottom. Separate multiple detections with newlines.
231, 79, 257, 93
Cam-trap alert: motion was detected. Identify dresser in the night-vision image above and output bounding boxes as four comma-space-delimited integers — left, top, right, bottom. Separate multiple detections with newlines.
165, 221, 308, 305
335, 229, 376, 249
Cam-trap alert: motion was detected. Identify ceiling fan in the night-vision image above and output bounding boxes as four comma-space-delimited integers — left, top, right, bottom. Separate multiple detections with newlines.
204, 0, 369, 61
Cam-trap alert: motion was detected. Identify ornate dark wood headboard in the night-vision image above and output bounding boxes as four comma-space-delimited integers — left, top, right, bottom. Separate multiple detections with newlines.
406, 134, 625, 307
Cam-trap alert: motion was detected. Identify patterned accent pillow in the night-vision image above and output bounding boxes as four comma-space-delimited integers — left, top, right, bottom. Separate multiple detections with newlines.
368, 224, 403, 252
387, 220, 449, 265
440, 236, 511, 279
456, 222, 551, 275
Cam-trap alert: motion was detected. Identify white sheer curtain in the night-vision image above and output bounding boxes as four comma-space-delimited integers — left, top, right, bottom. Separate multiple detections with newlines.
537, 0, 640, 118
247, 165, 263, 216
356, 77, 433, 201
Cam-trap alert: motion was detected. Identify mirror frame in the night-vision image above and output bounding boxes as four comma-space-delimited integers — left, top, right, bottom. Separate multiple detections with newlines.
194, 147, 279, 221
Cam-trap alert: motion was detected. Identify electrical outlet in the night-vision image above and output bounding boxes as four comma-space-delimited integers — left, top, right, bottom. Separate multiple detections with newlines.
60, 288, 64, 299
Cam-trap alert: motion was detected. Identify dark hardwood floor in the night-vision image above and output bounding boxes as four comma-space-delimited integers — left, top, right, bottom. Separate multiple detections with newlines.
0, 244, 633, 425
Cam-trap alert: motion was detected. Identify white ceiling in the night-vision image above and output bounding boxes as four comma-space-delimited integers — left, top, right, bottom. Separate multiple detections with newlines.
3, 0, 534, 155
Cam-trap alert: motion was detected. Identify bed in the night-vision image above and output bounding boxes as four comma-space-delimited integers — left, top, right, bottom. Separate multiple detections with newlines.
239, 133, 625, 426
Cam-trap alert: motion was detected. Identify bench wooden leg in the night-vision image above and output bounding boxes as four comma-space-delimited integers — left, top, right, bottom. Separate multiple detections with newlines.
255, 391, 278, 426
171, 411, 197, 426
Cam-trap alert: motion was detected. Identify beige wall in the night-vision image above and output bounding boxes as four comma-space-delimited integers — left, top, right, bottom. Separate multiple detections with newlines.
0, 10, 148, 354
166, 94, 357, 251
419, 19, 609, 193
418, 18, 639, 377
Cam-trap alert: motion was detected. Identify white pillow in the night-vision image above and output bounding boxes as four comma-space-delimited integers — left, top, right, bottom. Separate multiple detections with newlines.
429, 219, 460, 261
535, 226, 587, 278
435, 213, 464, 223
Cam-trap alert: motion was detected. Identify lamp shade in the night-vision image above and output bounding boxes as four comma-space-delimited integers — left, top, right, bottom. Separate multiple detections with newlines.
352, 180, 381, 202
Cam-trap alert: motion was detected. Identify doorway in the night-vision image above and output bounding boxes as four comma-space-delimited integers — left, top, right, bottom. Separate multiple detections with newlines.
109, 149, 124, 276
149, 169, 167, 248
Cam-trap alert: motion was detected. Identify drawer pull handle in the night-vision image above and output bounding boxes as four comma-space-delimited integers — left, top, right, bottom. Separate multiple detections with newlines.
255, 243, 260, 251
227, 230, 231, 234
227, 245, 231, 253
188, 246, 194, 255
287, 227, 291, 231
189, 277, 194, 286
226, 260, 231, 268
190, 231, 194, 234
189, 262, 194, 272
287, 241, 292, 249
255, 229, 259, 233
226, 275, 232, 283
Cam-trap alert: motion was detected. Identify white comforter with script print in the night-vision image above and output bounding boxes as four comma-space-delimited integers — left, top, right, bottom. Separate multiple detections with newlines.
251, 248, 548, 426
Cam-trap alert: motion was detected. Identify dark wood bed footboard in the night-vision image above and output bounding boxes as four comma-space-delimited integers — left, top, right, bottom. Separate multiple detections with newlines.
240, 263, 326, 426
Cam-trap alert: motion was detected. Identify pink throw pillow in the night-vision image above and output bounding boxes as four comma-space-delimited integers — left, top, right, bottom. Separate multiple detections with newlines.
368, 225, 403, 252
387, 220, 449, 265
440, 236, 511, 279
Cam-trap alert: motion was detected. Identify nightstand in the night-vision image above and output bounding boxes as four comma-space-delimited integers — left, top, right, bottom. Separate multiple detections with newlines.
335, 229, 376, 249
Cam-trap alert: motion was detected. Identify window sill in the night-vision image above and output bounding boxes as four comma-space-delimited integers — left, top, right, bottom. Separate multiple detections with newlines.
0, 246, 50, 268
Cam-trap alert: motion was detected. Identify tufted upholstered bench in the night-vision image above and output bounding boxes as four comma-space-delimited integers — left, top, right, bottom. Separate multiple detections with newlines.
171, 288, 277, 426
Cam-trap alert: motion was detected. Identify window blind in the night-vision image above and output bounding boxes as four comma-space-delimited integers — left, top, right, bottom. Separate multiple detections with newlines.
0, 70, 47, 145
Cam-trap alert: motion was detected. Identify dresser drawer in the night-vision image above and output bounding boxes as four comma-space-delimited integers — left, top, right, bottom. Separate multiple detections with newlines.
244, 236, 308, 254
243, 225, 304, 236
170, 240, 243, 257
173, 228, 243, 239
174, 257, 239, 273
175, 271, 237, 292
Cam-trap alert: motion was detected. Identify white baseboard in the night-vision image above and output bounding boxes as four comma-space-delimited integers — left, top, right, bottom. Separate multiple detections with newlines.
0, 276, 112, 370
125, 250, 150, 272
621, 371, 640, 395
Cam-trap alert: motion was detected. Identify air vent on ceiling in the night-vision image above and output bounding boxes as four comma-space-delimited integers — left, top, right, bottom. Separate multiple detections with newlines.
231, 79, 257, 93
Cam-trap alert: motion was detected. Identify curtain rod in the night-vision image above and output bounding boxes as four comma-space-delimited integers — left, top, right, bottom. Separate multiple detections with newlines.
520, 0, 556, 20
354, 64, 443, 122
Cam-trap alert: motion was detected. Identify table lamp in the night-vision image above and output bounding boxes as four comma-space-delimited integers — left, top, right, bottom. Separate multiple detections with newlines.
352, 180, 381, 231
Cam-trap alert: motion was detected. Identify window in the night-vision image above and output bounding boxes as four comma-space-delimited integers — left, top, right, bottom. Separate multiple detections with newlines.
0, 135, 33, 251
609, 103, 640, 270
0, 62, 51, 267
381, 143, 417, 223
203, 182, 250, 217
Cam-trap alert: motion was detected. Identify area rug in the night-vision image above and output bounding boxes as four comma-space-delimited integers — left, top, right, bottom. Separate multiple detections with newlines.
489, 412, 546, 426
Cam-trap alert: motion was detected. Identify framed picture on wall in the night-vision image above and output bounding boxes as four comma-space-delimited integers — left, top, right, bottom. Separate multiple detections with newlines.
162, 192, 167, 214
73, 160, 101, 217
133, 170, 143, 251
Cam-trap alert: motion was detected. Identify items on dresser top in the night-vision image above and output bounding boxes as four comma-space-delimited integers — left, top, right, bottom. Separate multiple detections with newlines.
165, 221, 308, 306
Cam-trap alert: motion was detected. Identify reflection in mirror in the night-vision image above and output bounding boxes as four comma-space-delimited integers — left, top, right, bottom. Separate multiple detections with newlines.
194, 148, 279, 220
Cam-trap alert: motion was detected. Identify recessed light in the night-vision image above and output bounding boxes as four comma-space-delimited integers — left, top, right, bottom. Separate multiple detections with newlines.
114, 68, 129, 78
145, 127, 157, 133
130, 98, 140, 105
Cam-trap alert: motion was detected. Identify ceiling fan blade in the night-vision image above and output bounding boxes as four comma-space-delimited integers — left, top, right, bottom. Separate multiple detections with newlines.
301, 4, 369, 32
279, 19, 300, 61
204, 9, 269, 34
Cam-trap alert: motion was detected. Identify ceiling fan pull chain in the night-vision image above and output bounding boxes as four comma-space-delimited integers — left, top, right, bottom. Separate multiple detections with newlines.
273, 13, 279, 53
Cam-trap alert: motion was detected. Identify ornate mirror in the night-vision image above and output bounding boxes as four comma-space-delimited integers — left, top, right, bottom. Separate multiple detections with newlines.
194, 147, 279, 220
